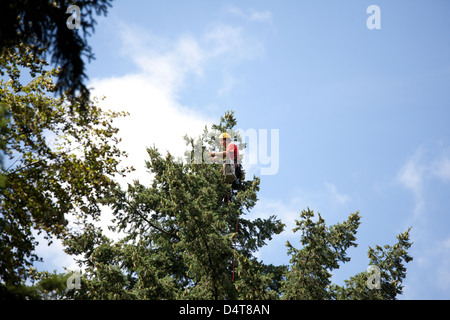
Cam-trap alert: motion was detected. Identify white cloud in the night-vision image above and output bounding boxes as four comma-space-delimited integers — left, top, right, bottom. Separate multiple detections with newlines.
397, 146, 450, 218
248, 9, 273, 23
204, 24, 265, 63
325, 182, 350, 206
432, 157, 450, 182
395, 146, 450, 298
90, 73, 211, 184
397, 156, 423, 193
224, 5, 273, 24
217, 71, 239, 96
397, 150, 426, 218
416, 237, 450, 292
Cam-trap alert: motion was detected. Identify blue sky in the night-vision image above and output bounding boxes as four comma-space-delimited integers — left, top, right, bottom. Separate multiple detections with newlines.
34, 0, 450, 299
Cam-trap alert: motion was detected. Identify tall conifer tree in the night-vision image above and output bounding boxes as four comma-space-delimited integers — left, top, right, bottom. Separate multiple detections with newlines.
65, 111, 285, 299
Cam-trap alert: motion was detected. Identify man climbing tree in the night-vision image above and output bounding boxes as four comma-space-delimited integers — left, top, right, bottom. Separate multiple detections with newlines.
208, 132, 244, 202
209, 132, 240, 183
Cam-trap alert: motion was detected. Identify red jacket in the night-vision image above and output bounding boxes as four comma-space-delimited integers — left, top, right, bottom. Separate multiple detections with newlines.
226, 143, 239, 162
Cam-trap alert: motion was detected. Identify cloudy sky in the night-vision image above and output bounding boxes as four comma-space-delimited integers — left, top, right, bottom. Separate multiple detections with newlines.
35, 0, 450, 299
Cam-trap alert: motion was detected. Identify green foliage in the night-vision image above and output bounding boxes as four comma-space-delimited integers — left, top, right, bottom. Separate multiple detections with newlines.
282, 208, 361, 299
0, 45, 130, 295
234, 255, 283, 300
331, 228, 413, 300
281, 208, 413, 300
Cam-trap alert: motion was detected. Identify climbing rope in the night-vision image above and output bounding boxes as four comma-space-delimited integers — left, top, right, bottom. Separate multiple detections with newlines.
232, 215, 238, 282
225, 191, 239, 282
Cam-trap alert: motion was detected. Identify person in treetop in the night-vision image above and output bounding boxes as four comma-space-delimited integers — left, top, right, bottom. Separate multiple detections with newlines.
209, 133, 239, 183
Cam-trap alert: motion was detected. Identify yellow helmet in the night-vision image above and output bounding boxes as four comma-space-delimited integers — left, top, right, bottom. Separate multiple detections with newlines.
219, 132, 232, 140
